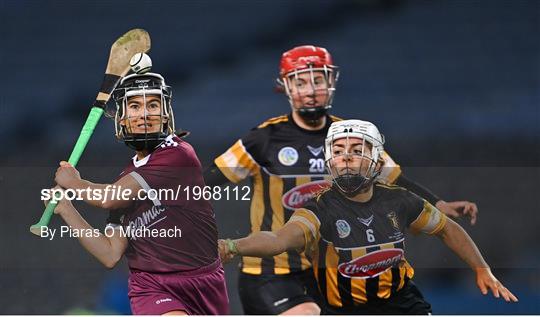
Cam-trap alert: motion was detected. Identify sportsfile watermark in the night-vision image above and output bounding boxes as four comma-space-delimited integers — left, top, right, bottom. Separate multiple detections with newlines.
41, 185, 251, 203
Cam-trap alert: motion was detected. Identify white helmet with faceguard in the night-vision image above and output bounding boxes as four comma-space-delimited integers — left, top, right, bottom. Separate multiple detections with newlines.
325, 120, 385, 196
278, 45, 339, 121
111, 72, 175, 151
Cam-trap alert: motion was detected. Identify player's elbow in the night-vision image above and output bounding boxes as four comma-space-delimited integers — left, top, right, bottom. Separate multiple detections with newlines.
102, 260, 116, 270
101, 254, 122, 269
99, 244, 125, 269
101, 199, 128, 210
101, 199, 117, 210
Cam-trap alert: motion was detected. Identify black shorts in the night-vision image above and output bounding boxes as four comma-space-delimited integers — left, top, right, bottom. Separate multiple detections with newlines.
238, 269, 322, 314
322, 281, 432, 315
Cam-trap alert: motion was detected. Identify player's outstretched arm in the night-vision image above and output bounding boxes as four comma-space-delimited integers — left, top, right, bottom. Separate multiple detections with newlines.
396, 174, 478, 225
54, 161, 141, 210
435, 218, 518, 302
44, 188, 128, 269
436, 200, 478, 225
219, 222, 306, 262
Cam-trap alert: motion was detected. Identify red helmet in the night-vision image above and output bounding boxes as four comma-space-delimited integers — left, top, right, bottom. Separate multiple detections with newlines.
279, 45, 336, 77
277, 45, 339, 121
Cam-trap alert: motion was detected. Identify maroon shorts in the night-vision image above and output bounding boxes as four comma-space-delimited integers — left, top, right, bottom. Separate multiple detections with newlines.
128, 260, 229, 315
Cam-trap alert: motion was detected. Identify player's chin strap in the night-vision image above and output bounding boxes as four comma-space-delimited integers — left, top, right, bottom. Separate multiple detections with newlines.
124, 132, 168, 151
125, 130, 189, 151
334, 168, 381, 197
296, 105, 331, 121
334, 174, 371, 197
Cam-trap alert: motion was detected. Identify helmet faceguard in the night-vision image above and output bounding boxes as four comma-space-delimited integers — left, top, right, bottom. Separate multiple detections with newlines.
111, 72, 176, 151
277, 45, 339, 121
324, 120, 384, 197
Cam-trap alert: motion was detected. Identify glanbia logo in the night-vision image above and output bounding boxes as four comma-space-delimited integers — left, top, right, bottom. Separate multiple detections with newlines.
338, 248, 404, 279
281, 180, 330, 209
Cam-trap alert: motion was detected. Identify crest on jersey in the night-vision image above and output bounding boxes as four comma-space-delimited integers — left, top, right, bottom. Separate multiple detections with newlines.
278, 147, 299, 166
336, 219, 351, 238
387, 211, 399, 231
307, 145, 323, 157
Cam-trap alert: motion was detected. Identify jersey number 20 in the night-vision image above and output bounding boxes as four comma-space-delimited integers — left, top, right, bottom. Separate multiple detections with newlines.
309, 158, 325, 173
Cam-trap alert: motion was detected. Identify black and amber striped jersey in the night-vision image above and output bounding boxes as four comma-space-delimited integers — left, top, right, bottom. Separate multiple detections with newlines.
215, 114, 402, 275
290, 183, 447, 308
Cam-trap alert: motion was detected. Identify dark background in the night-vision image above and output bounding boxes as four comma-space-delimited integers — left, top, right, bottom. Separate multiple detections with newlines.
1, 0, 538, 314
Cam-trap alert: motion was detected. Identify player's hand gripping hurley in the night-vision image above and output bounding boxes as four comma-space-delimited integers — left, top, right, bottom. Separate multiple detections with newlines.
30, 29, 151, 236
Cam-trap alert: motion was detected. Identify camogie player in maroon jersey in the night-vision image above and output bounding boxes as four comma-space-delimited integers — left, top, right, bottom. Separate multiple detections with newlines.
51, 71, 229, 315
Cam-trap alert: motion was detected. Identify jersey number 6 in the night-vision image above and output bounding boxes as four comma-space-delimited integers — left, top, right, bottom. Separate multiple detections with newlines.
366, 229, 375, 243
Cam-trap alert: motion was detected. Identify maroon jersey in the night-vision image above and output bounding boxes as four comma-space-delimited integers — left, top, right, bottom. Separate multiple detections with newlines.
107, 135, 219, 273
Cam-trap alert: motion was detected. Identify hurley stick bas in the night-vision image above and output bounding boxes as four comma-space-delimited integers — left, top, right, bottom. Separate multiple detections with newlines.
30, 29, 151, 236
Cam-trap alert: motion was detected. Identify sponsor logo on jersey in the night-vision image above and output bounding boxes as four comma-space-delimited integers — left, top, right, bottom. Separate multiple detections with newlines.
281, 180, 330, 209
278, 147, 299, 166
155, 298, 173, 305
338, 248, 404, 279
160, 135, 179, 148
127, 205, 167, 240
160, 139, 178, 148
336, 219, 351, 238
358, 214, 374, 227
307, 145, 323, 157
273, 298, 289, 306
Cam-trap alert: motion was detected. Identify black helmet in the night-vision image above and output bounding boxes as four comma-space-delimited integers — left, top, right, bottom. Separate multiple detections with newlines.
111, 72, 175, 151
